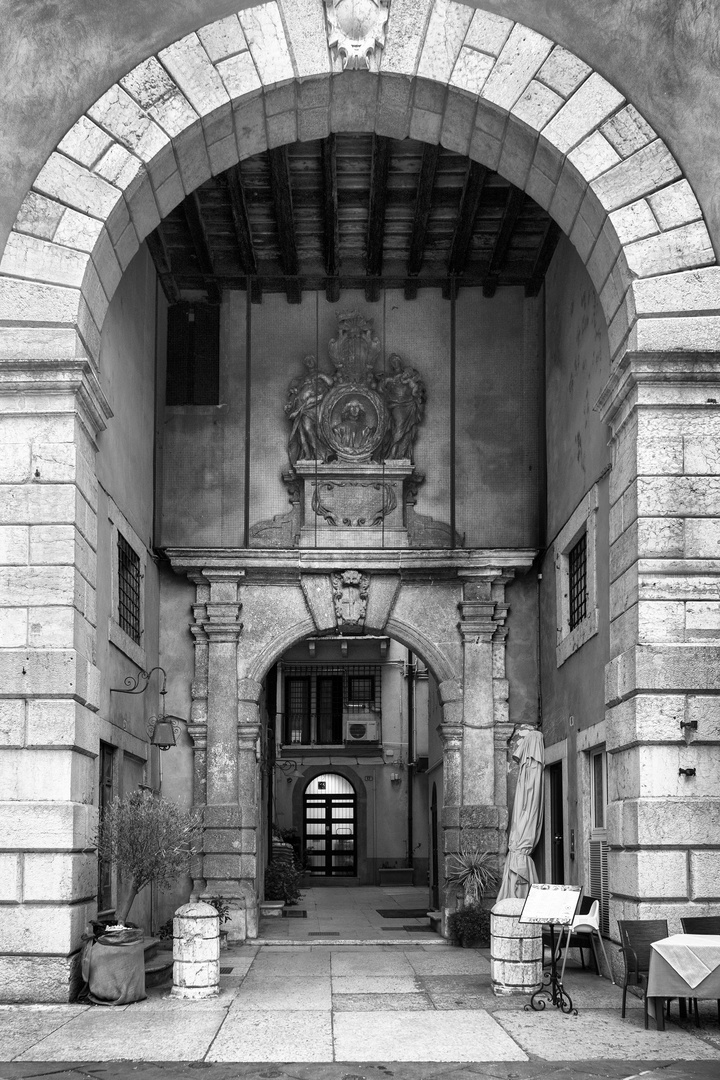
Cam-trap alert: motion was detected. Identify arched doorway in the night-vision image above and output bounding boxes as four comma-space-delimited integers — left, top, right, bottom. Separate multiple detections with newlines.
304, 774, 357, 878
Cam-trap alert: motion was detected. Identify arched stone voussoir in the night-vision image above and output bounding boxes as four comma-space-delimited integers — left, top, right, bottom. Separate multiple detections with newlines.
1, 0, 718, 372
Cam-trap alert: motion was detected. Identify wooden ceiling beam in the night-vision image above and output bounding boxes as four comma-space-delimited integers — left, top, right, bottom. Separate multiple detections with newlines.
447, 161, 488, 279
226, 166, 261, 303
145, 226, 181, 305
182, 191, 222, 305
321, 135, 340, 302
483, 187, 526, 298
267, 146, 301, 304
365, 134, 391, 302
525, 219, 562, 297
405, 142, 441, 300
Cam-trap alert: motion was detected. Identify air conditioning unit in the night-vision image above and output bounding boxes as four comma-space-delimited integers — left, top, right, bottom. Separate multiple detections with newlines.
345, 719, 380, 743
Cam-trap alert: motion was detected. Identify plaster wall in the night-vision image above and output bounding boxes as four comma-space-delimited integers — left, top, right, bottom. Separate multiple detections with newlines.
160, 288, 543, 549
539, 238, 611, 889
93, 245, 164, 932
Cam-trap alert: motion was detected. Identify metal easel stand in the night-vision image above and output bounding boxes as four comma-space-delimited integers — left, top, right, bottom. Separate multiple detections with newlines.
525, 923, 578, 1015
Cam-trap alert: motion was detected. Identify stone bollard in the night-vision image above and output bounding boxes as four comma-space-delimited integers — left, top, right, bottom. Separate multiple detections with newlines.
490, 897, 542, 995
171, 901, 220, 999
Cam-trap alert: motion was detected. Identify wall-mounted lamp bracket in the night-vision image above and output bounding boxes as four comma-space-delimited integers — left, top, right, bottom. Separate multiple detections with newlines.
679, 720, 698, 731
111, 666, 185, 750
679, 767, 696, 777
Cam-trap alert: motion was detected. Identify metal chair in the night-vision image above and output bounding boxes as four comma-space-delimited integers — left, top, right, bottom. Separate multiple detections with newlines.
681, 915, 720, 1025
559, 897, 615, 984
618, 919, 672, 1029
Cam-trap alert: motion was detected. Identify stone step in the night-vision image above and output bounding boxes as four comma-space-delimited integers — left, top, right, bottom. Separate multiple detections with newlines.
143, 936, 160, 962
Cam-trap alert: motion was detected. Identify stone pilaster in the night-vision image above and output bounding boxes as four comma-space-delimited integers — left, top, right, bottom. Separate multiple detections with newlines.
0, 357, 111, 1002
598, 353, 720, 930
457, 573, 512, 863
190, 572, 245, 931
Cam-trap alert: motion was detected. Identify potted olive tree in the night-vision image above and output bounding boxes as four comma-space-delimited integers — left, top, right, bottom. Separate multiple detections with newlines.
445, 847, 500, 948
96, 790, 199, 930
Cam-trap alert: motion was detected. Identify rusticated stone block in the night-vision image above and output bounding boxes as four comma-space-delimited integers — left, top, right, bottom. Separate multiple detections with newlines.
610, 848, 688, 901
204, 805, 242, 828
0, 954, 81, 1004
690, 851, 720, 899
460, 805, 501, 829
441, 806, 460, 829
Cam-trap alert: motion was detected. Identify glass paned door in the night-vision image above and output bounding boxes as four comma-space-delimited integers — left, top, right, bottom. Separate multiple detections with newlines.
303, 774, 356, 876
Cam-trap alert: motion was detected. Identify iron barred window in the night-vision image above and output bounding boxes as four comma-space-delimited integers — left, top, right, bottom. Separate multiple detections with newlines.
568, 531, 587, 630
117, 533, 142, 644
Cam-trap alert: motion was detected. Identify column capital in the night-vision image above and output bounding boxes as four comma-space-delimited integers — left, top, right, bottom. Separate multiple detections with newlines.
458, 599, 510, 643
438, 721, 463, 750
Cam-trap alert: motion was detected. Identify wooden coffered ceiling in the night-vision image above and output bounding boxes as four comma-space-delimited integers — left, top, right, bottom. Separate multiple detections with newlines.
147, 134, 561, 306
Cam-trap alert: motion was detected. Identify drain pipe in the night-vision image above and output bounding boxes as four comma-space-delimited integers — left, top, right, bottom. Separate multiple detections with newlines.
407, 651, 415, 871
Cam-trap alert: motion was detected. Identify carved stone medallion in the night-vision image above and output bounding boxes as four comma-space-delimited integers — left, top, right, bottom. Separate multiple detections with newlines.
319, 384, 386, 462
325, 0, 389, 71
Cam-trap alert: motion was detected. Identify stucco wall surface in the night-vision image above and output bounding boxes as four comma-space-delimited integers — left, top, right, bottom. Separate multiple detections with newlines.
1, 0, 720, 260
160, 287, 543, 548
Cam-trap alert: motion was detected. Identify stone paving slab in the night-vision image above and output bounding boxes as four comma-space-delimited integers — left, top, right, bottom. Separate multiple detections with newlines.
250, 949, 331, 975
493, 1008, 720, 1061
332, 991, 434, 1011
331, 975, 421, 994
13, 1004, 229, 1061
207, 1009, 333, 1062
330, 951, 416, 976
406, 951, 492, 975
332, 1009, 529, 1062
230, 974, 331, 1010
0, 1006, 89, 1060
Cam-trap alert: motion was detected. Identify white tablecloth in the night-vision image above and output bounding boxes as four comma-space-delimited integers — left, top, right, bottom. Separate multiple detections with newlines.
650, 934, 720, 991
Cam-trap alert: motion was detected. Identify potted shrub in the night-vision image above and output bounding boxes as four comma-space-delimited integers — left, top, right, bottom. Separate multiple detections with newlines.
444, 846, 500, 947
96, 790, 199, 928
264, 857, 303, 907
447, 904, 491, 948
207, 896, 232, 948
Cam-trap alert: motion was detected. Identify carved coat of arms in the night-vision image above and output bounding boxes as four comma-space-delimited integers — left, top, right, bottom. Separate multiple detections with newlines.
325, 0, 389, 71
284, 311, 426, 467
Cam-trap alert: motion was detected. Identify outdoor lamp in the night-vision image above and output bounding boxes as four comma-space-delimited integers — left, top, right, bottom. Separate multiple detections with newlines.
111, 665, 185, 751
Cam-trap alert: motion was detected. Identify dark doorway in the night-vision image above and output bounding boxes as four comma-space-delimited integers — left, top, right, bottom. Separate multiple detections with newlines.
304, 773, 356, 877
430, 783, 439, 909
548, 761, 565, 884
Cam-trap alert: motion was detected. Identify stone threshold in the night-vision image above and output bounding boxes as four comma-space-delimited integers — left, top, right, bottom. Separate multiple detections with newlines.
254, 937, 450, 946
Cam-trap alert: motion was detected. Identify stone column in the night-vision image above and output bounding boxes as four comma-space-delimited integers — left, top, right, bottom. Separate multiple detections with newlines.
457, 573, 512, 858
437, 678, 463, 929
236, 678, 263, 941
0, 358, 110, 1002
188, 588, 209, 897
599, 354, 720, 932
191, 572, 245, 933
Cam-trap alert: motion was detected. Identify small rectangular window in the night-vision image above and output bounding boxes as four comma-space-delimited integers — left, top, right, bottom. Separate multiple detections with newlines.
568, 531, 587, 630
117, 533, 142, 644
166, 302, 220, 406
348, 675, 375, 704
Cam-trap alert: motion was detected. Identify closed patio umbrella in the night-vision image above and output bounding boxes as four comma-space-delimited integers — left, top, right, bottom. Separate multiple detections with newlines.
497, 726, 545, 902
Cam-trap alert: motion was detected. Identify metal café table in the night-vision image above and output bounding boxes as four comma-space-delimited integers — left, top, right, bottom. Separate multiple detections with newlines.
647, 934, 720, 1030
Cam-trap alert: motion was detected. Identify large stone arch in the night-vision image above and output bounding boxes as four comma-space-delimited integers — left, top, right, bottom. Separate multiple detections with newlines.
2, 0, 720, 1000
0, 1, 717, 374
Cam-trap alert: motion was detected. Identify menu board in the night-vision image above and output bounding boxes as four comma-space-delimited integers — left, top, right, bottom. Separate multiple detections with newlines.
518, 883, 582, 926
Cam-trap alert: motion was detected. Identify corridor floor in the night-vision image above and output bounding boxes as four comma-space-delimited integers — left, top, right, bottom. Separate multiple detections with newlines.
257, 884, 440, 943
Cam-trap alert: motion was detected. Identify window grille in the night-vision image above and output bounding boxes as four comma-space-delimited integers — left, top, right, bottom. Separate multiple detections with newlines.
568, 532, 587, 630
117, 533, 142, 644
281, 664, 381, 746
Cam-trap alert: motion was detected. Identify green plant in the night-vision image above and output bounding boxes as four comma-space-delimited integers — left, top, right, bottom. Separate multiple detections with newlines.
158, 918, 173, 941
96, 790, 200, 925
264, 859, 303, 905
447, 904, 491, 947
207, 895, 232, 924
445, 847, 500, 905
